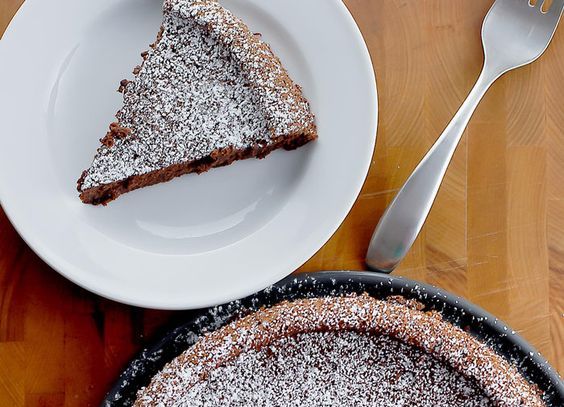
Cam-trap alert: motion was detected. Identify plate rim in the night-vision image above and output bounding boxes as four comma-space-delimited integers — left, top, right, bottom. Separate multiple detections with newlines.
0, 0, 378, 309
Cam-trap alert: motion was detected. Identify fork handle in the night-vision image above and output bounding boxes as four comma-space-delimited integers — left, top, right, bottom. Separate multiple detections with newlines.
366, 65, 501, 273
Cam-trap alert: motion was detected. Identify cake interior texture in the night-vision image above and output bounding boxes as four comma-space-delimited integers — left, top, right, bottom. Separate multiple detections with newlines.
77, 0, 316, 205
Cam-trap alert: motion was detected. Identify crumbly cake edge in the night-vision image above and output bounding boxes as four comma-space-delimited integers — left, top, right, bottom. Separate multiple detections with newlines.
133, 294, 545, 407
78, 133, 312, 205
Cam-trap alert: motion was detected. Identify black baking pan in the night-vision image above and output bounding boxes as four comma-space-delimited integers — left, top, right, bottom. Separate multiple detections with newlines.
101, 271, 564, 406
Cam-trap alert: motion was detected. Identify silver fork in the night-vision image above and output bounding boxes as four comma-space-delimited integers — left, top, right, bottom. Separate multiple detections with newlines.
366, 0, 564, 272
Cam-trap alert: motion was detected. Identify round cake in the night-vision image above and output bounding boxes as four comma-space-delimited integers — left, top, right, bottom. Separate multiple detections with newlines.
134, 294, 545, 406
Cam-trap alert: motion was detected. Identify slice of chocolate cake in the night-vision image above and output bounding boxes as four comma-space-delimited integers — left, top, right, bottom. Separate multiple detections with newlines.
77, 0, 317, 205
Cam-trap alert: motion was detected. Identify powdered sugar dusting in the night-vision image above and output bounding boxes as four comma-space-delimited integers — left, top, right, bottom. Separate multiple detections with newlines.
182, 0, 315, 136
178, 331, 491, 406
79, 0, 315, 191
134, 295, 545, 407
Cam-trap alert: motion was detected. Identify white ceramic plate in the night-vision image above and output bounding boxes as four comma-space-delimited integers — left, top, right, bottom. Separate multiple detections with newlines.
0, 0, 377, 309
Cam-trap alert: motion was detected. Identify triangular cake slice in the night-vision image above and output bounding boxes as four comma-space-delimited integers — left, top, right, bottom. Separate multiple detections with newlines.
77, 0, 317, 205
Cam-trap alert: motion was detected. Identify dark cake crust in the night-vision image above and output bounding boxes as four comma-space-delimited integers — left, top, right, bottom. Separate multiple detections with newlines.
78, 132, 313, 205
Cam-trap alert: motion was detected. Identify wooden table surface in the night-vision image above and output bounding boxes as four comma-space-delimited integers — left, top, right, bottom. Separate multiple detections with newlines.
1, 0, 563, 405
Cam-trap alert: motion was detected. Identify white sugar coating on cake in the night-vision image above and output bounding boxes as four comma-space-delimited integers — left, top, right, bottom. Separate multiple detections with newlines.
177, 0, 314, 136
79, 0, 315, 191
166, 331, 492, 406
134, 295, 545, 407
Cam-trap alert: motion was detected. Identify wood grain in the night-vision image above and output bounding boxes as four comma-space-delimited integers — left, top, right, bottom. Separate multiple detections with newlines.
0, 0, 563, 405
